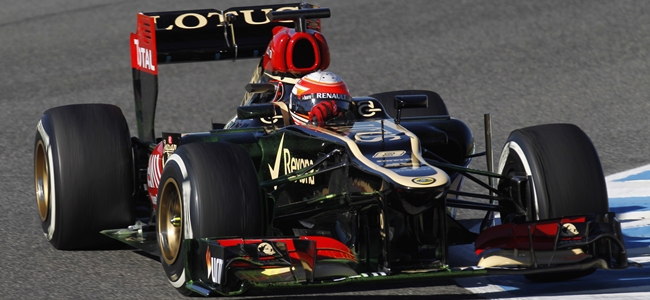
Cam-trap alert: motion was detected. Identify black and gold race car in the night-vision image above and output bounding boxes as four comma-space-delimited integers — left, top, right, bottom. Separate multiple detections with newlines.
33, 3, 631, 296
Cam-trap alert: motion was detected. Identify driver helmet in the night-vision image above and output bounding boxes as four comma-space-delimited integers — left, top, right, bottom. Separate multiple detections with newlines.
289, 71, 351, 126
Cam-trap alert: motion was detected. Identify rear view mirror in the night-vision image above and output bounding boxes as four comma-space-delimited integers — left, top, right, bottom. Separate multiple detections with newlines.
245, 83, 276, 94
393, 94, 428, 124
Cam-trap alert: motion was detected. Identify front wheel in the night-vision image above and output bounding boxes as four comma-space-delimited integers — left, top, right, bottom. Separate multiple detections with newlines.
496, 123, 608, 281
156, 142, 265, 295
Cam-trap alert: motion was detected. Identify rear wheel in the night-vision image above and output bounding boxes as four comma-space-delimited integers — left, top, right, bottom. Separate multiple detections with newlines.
34, 104, 135, 249
496, 123, 608, 282
156, 142, 265, 295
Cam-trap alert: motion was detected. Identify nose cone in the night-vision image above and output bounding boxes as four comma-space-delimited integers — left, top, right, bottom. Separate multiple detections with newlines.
392, 184, 449, 215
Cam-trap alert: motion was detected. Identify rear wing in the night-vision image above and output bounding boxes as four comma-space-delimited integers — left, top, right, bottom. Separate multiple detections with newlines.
131, 3, 328, 141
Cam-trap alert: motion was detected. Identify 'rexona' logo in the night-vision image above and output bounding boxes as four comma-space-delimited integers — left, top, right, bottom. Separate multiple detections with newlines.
268, 133, 315, 186
283, 149, 315, 185
133, 39, 155, 72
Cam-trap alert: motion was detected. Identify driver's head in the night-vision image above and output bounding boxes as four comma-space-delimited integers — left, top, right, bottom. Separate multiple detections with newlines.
289, 71, 351, 126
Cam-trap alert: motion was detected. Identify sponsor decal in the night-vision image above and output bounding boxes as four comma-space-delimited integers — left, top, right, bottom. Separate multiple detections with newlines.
268, 133, 315, 185
146, 142, 164, 207
302, 93, 348, 100
131, 14, 157, 75
208, 257, 224, 284
561, 223, 579, 237
372, 150, 406, 158
384, 162, 414, 168
162, 133, 180, 165
206, 246, 225, 284
354, 131, 401, 143
283, 149, 315, 185
132, 39, 156, 72
352, 122, 403, 143
147, 154, 161, 206
268, 134, 285, 186
357, 101, 382, 118
391, 167, 418, 173
378, 158, 410, 163
412, 177, 435, 185
258, 242, 277, 256
152, 6, 298, 31
147, 154, 162, 189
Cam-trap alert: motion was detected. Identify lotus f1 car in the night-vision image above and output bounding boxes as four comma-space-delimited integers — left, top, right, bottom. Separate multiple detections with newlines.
33, 3, 633, 297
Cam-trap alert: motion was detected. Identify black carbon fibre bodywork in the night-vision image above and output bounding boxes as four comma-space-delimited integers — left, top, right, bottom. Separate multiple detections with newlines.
104, 3, 634, 296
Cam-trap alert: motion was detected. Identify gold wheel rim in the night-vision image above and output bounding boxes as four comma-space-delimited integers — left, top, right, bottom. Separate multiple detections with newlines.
35, 141, 49, 222
158, 178, 183, 265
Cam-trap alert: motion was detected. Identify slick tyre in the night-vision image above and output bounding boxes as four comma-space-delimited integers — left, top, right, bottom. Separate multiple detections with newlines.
156, 142, 265, 295
496, 123, 608, 282
34, 104, 135, 250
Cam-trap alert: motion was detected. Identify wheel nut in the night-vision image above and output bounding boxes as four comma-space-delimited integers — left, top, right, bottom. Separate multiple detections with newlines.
170, 216, 181, 227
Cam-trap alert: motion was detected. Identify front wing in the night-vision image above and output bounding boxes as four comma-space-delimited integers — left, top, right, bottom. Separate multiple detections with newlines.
103, 212, 632, 296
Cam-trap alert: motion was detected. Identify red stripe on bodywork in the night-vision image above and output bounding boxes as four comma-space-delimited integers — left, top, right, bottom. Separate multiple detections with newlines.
475, 217, 587, 255
214, 236, 356, 263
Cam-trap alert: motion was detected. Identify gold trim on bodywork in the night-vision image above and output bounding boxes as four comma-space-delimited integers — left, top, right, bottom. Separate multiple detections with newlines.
273, 101, 292, 127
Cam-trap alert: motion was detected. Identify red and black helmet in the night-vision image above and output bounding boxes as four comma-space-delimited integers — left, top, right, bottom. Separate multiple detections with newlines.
289, 71, 351, 125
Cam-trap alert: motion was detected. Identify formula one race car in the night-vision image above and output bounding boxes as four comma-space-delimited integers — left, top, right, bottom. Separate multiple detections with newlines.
33, 3, 631, 297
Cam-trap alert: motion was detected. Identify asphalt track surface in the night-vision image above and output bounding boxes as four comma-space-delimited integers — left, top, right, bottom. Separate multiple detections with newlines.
2, 0, 650, 299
